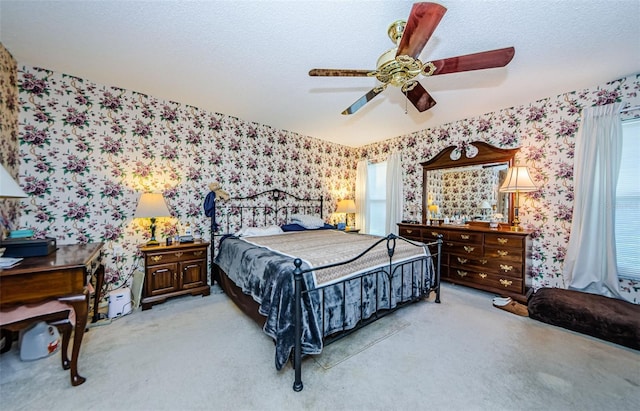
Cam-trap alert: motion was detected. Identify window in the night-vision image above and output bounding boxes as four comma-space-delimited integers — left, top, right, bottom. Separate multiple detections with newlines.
367, 161, 386, 236
616, 118, 640, 279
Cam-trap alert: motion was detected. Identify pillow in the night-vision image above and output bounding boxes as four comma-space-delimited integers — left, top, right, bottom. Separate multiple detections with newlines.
281, 223, 306, 232
281, 223, 335, 232
235, 225, 283, 237
290, 214, 325, 229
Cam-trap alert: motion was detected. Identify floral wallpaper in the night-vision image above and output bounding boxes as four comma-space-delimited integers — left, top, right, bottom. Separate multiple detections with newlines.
0, 44, 21, 232
1, 42, 638, 303
13, 64, 356, 287
440, 167, 499, 218
360, 73, 640, 303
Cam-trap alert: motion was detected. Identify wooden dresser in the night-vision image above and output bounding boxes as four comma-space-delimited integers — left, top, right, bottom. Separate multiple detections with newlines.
139, 241, 210, 310
398, 223, 531, 302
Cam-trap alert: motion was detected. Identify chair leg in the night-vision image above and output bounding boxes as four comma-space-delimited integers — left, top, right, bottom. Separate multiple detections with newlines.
0, 329, 14, 354
49, 319, 72, 370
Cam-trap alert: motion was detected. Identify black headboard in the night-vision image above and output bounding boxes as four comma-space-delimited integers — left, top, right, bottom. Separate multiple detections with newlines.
209, 188, 324, 248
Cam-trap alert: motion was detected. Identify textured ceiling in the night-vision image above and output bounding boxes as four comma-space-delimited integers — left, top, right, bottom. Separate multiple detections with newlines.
1, 0, 639, 147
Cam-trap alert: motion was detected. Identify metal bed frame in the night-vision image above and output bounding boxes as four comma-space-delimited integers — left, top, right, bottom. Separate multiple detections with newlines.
208, 188, 442, 391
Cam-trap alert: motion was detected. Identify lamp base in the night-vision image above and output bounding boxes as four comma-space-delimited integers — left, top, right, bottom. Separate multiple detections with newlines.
510, 225, 524, 232
145, 239, 160, 246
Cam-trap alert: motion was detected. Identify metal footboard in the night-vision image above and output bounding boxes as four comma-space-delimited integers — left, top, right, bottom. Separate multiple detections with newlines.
292, 233, 443, 391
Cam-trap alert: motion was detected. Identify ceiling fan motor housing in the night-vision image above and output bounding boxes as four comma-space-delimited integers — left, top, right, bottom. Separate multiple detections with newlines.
375, 47, 422, 88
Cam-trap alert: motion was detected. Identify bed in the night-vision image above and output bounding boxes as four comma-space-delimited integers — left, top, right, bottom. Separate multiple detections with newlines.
209, 189, 442, 391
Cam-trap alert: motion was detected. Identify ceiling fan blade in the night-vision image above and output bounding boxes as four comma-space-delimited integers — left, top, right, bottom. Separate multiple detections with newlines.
405, 82, 437, 112
396, 2, 447, 59
428, 47, 515, 76
341, 88, 384, 115
309, 69, 372, 77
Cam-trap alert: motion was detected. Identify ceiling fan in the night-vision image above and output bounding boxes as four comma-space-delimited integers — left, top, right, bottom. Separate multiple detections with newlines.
309, 2, 515, 115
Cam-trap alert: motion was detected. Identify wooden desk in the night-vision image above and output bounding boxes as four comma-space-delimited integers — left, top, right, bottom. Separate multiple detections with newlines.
0, 243, 104, 386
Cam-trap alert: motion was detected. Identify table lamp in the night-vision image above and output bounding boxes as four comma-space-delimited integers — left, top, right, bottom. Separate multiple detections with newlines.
336, 199, 356, 230
499, 166, 537, 231
1, 164, 28, 245
479, 200, 491, 218
134, 192, 171, 246
0, 164, 28, 199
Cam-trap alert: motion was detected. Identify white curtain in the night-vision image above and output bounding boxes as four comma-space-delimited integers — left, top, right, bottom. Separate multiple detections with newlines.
562, 102, 622, 298
355, 159, 368, 233
385, 152, 403, 235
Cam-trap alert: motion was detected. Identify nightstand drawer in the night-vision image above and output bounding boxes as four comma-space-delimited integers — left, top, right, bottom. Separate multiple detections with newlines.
145, 248, 207, 265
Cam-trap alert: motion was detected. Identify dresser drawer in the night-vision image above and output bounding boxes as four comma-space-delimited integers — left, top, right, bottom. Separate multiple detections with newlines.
448, 242, 483, 258
450, 255, 490, 270
448, 231, 483, 244
484, 233, 525, 248
484, 259, 524, 278
422, 229, 449, 241
399, 226, 422, 241
484, 246, 523, 263
145, 247, 207, 266
450, 268, 523, 293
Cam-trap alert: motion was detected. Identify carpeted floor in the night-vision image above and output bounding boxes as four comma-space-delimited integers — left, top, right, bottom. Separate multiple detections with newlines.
0, 283, 638, 411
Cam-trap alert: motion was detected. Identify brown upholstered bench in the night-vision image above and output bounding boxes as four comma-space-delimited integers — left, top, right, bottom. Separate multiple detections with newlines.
528, 287, 640, 350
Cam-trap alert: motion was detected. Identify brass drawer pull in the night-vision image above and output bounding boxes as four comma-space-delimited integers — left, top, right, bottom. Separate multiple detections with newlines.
174, 252, 184, 257
406, 229, 413, 234
457, 270, 468, 277
478, 273, 487, 279
460, 234, 470, 240
151, 255, 163, 262
497, 250, 508, 257
479, 259, 488, 265
498, 237, 508, 245
500, 264, 513, 272
500, 278, 513, 287
457, 257, 468, 264
464, 246, 475, 253
193, 251, 204, 256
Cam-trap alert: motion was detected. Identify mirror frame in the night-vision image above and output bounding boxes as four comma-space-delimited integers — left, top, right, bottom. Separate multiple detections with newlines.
421, 141, 519, 225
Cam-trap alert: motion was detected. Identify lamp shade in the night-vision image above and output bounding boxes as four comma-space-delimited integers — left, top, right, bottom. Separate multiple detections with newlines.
499, 166, 537, 193
480, 200, 491, 209
0, 164, 27, 198
335, 199, 356, 214
134, 193, 171, 218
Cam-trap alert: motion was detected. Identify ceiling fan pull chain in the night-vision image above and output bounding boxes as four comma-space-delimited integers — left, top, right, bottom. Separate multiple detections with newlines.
405, 90, 408, 114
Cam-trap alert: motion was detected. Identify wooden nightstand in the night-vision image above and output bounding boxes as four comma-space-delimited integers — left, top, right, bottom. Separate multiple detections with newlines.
139, 241, 210, 310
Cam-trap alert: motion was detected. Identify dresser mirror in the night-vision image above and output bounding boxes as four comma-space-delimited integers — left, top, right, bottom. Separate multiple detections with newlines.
421, 142, 519, 225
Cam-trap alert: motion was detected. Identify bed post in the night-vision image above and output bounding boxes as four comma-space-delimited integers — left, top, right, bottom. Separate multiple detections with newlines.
293, 258, 304, 392
435, 234, 443, 303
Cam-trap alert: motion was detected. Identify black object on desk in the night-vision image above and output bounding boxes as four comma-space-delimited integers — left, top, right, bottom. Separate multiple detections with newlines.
1, 237, 57, 257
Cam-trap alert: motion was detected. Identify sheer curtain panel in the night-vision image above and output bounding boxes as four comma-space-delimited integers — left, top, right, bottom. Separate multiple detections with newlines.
385, 152, 403, 235
355, 159, 368, 233
562, 102, 622, 298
